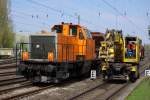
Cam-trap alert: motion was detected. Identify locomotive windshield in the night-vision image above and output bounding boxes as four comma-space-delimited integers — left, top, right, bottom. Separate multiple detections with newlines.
125, 37, 137, 58
85, 29, 92, 39
52, 25, 62, 33
125, 37, 137, 47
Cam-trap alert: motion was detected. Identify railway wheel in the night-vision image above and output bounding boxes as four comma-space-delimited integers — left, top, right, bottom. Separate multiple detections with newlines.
102, 70, 108, 81
129, 65, 140, 82
129, 72, 137, 82
137, 72, 140, 79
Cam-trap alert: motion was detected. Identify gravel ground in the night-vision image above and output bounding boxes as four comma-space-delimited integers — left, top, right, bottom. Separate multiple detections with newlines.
0, 85, 38, 99
0, 68, 16, 73
109, 63, 150, 100
20, 60, 150, 100
0, 63, 16, 67
110, 61, 150, 100
22, 77, 105, 100
0, 74, 21, 81
7, 48, 149, 100
0, 81, 30, 92
111, 77, 144, 100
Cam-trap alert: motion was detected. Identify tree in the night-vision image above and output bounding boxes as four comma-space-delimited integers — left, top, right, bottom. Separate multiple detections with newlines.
0, 0, 14, 48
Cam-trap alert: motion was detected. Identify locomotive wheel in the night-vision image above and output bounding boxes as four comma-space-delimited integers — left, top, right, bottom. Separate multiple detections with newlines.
103, 75, 108, 81
137, 72, 140, 79
102, 70, 108, 81
54, 78, 60, 83
129, 72, 137, 82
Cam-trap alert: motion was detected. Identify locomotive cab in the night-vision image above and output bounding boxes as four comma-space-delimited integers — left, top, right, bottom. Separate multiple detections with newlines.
123, 36, 142, 82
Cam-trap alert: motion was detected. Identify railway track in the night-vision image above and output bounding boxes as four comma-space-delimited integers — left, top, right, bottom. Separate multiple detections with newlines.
0, 69, 16, 76
0, 72, 16, 76
0, 81, 32, 94
0, 61, 17, 77
0, 58, 16, 65
104, 64, 150, 100
69, 59, 150, 100
107, 49, 150, 100
0, 73, 90, 100
0, 77, 27, 86
0, 63, 16, 70
0, 59, 16, 76
0, 49, 149, 100
0, 84, 55, 100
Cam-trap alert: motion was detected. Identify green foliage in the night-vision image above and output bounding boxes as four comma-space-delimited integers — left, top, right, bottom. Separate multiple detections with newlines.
0, 0, 14, 48
126, 77, 150, 100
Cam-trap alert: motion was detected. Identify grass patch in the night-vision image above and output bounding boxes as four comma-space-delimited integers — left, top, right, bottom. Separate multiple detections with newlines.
126, 77, 150, 100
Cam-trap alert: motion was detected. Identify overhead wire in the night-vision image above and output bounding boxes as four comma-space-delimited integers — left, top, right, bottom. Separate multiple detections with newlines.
25, 0, 105, 29
101, 0, 144, 32
13, 19, 50, 33
10, 12, 50, 33
10, 1, 54, 32
12, 14, 45, 28
11, 10, 50, 26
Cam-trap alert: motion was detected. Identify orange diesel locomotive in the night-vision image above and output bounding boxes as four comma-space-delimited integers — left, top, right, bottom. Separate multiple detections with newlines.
16, 23, 101, 83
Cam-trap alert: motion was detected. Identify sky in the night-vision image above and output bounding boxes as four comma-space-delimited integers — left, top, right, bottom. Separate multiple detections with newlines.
10, 0, 150, 44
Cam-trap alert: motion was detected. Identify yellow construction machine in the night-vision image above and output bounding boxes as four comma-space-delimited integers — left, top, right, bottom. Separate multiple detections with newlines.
99, 29, 142, 82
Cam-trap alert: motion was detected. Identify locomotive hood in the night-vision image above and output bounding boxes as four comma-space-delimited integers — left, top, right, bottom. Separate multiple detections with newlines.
29, 33, 57, 60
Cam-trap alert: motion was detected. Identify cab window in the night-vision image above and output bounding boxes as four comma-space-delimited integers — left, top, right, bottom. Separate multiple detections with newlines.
85, 29, 92, 38
79, 31, 84, 39
70, 26, 77, 36
52, 25, 62, 33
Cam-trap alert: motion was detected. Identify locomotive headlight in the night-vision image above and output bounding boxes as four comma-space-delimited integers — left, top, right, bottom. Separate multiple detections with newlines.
22, 52, 29, 61
36, 44, 40, 48
48, 52, 54, 62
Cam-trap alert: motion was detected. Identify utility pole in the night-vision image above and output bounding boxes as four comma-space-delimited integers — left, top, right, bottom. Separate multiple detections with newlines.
75, 13, 80, 25
148, 25, 150, 39
116, 15, 118, 29
78, 15, 80, 25
146, 12, 150, 39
